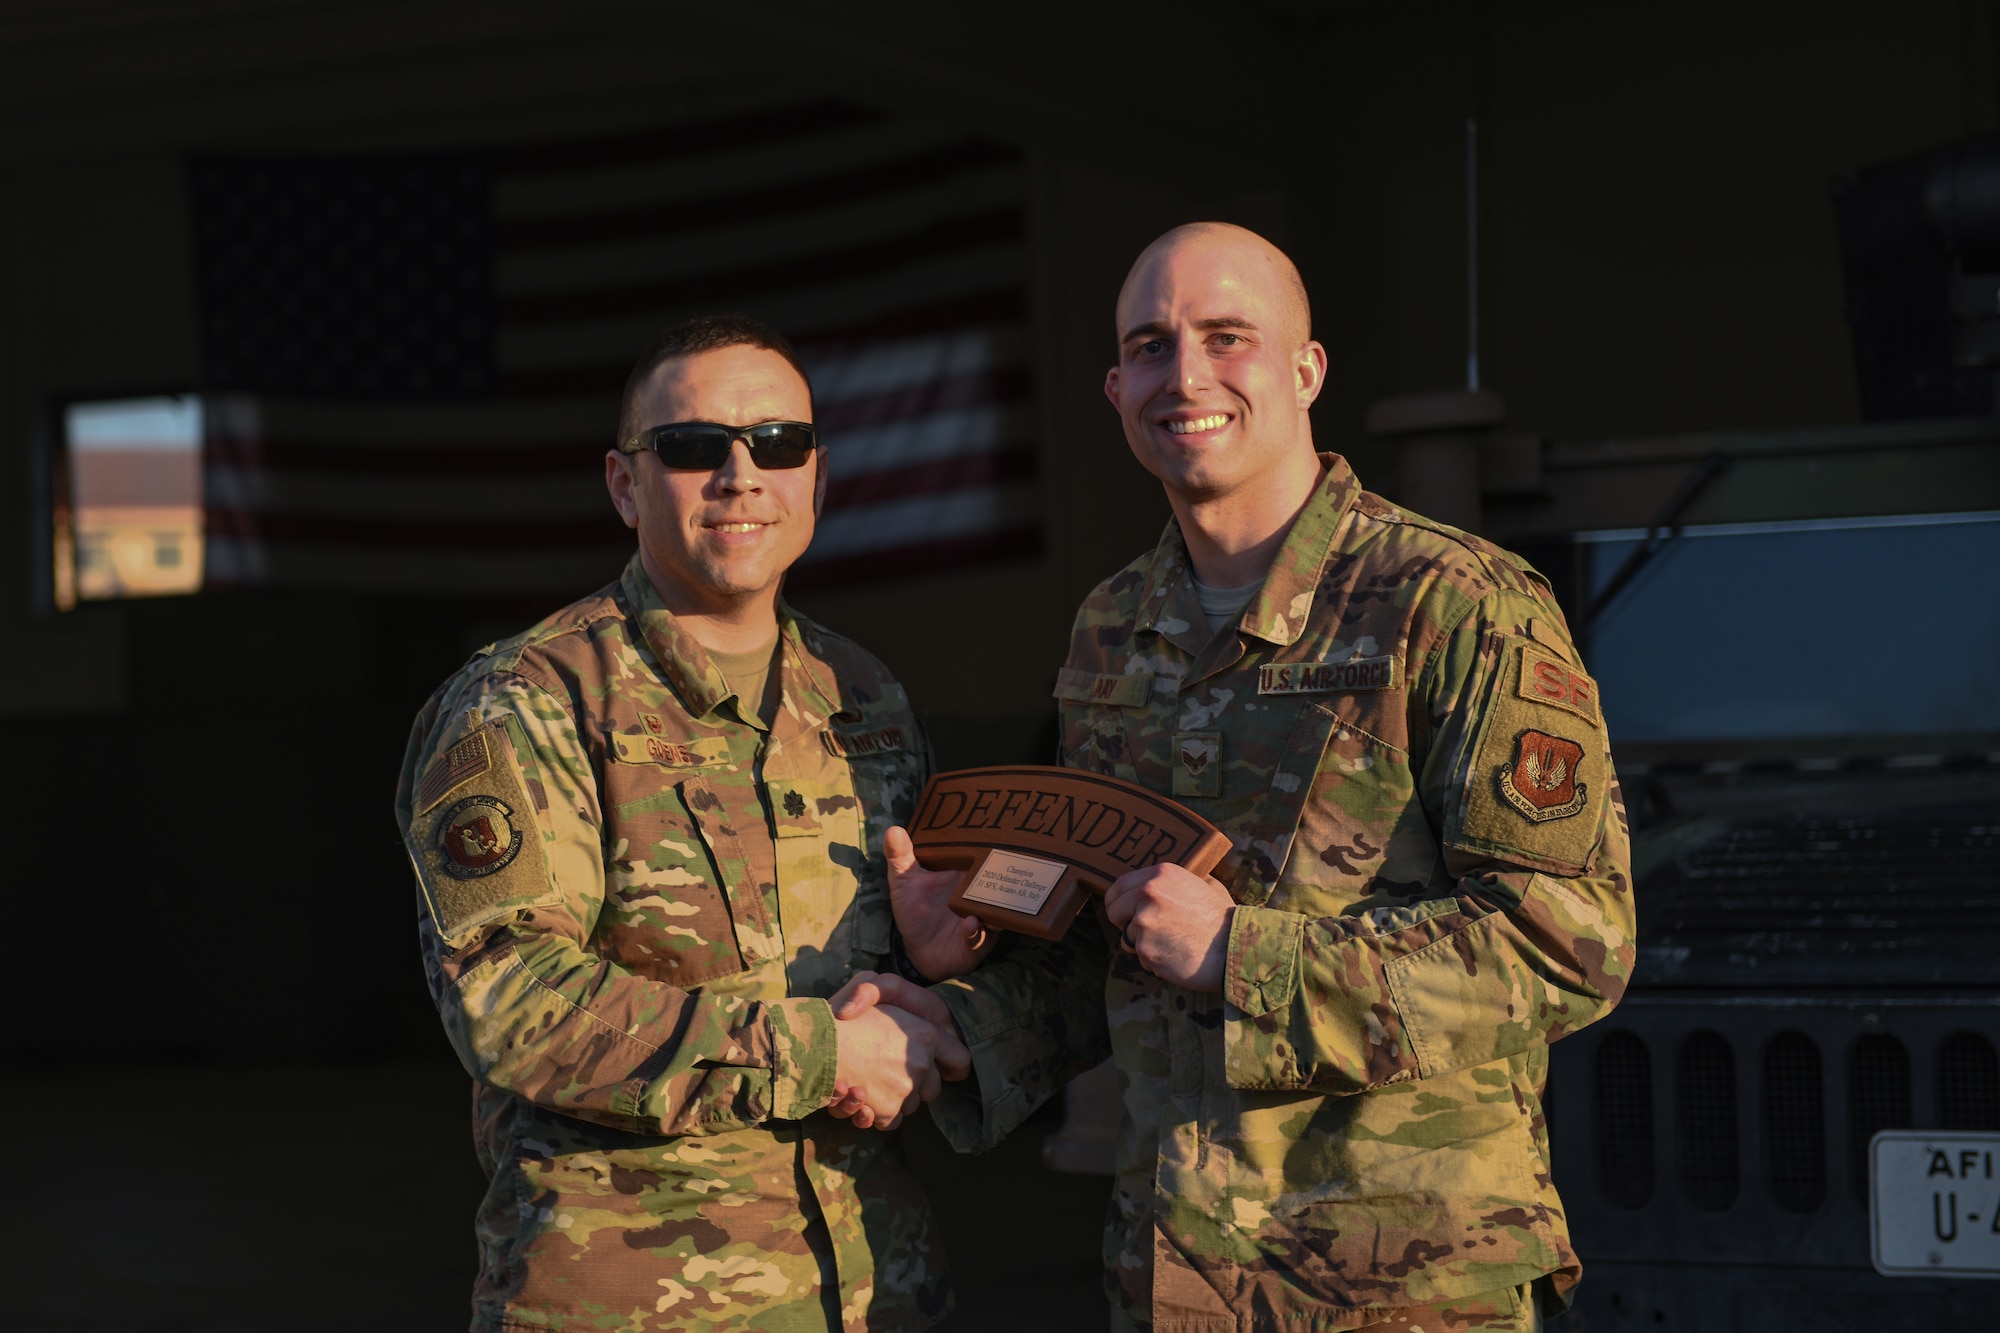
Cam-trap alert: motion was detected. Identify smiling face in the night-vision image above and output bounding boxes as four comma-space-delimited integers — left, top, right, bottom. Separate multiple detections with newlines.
604, 343, 824, 619
1104, 225, 1326, 504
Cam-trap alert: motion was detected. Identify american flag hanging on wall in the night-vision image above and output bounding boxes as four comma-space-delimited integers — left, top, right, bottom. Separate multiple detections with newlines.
190, 101, 1041, 595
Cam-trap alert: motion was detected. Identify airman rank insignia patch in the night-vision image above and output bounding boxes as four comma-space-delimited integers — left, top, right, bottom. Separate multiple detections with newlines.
435, 793, 524, 878
1173, 730, 1222, 798
1053, 668, 1152, 707
1498, 729, 1588, 822
609, 732, 730, 767
1515, 645, 1600, 728
1257, 654, 1399, 695
416, 732, 490, 813
823, 724, 910, 758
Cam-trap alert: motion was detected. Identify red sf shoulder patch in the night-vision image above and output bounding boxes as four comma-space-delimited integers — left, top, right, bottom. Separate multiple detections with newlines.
1498, 729, 1588, 822
1515, 645, 1600, 728
436, 793, 524, 878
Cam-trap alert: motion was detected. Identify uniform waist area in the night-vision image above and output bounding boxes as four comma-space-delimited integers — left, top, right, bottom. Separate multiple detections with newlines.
472, 1082, 897, 1184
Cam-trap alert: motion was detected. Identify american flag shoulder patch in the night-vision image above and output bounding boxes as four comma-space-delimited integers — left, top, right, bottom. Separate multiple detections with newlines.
416, 731, 491, 814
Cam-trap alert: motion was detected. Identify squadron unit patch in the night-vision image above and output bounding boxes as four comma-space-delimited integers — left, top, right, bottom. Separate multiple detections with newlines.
436, 794, 524, 877
1498, 729, 1588, 822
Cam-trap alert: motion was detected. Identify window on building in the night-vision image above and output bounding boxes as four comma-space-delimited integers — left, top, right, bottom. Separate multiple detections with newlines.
55, 395, 204, 607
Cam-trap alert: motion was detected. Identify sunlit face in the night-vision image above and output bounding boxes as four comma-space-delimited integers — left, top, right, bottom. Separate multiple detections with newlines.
604, 345, 824, 613
1104, 233, 1325, 501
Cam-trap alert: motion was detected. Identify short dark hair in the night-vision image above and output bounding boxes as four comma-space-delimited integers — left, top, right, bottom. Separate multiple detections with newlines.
616, 313, 813, 447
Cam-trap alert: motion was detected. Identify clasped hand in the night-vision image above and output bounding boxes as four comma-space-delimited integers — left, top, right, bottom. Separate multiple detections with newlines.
827, 971, 970, 1130
1102, 862, 1235, 991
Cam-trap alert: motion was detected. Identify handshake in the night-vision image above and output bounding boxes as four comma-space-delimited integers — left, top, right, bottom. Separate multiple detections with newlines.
822, 815, 1238, 1130
825, 970, 968, 1130
822, 824, 996, 1130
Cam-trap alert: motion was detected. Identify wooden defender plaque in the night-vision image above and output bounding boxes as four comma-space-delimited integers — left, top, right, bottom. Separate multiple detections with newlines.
909, 765, 1232, 940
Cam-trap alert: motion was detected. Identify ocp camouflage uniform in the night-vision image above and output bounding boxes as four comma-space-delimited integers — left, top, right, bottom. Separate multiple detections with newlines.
930, 455, 1634, 1331
395, 555, 950, 1332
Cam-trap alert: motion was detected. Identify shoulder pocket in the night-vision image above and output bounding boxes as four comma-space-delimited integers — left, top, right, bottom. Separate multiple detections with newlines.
1451, 638, 1607, 875
408, 717, 561, 948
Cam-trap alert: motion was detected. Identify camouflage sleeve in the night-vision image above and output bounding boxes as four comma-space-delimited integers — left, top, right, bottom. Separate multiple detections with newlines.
924, 909, 1115, 1153
1221, 587, 1636, 1093
397, 674, 835, 1135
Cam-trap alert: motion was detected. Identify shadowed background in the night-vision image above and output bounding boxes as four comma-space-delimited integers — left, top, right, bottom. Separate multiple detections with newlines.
5, 2, 2000, 1329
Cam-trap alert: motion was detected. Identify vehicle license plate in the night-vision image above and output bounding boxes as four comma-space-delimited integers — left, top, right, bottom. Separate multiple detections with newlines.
1871, 1131, 2000, 1278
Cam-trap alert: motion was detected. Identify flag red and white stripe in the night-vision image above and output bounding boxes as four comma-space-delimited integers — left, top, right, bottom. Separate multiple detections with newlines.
202, 101, 1040, 595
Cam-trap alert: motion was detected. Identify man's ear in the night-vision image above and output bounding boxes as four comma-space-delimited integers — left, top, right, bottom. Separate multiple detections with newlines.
1296, 341, 1328, 409
605, 450, 641, 529
1104, 366, 1121, 411
811, 446, 829, 518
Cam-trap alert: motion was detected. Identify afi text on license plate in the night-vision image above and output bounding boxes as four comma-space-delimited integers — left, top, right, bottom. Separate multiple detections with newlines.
1871, 1130, 2000, 1279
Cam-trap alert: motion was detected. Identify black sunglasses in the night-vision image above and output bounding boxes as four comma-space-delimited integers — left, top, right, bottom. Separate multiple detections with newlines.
623, 420, 818, 471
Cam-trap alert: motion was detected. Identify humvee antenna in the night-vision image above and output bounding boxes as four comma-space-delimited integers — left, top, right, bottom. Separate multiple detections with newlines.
1466, 117, 1480, 393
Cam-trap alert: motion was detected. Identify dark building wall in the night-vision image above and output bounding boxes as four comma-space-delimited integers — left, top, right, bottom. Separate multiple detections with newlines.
0, 1, 1989, 1049
1290, 0, 1999, 483
2, 7, 1992, 1327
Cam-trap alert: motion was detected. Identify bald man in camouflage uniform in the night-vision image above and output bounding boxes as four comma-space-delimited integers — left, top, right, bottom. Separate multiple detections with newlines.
882, 226, 1635, 1331
398, 315, 963, 1332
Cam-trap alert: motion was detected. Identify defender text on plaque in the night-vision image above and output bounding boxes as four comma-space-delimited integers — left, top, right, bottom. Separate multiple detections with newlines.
909, 765, 1231, 940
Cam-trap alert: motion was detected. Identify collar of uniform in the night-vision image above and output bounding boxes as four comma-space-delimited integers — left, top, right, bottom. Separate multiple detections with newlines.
1132, 453, 1362, 650
619, 555, 735, 721
1133, 518, 1203, 653
1239, 454, 1362, 647
770, 599, 841, 737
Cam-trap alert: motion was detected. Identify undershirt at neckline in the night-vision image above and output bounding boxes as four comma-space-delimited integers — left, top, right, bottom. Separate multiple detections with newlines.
1190, 575, 1262, 634
706, 633, 782, 728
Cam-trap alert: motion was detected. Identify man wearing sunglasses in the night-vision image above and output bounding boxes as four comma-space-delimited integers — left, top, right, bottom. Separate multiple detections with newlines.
396, 314, 967, 1332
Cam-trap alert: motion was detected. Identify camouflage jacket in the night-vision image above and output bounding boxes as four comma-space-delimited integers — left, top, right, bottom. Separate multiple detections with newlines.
395, 555, 948, 1333
931, 456, 1635, 1331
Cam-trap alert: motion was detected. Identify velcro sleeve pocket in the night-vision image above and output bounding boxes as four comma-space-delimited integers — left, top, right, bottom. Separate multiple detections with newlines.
408, 716, 560, 948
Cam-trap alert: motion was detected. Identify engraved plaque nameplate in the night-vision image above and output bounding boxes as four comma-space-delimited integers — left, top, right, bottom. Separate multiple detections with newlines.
910, 765, 1232, 940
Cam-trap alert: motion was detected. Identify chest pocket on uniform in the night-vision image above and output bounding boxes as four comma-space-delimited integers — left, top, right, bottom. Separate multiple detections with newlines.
832, 737, 924, 961
1269, 701, 1437, 920
1053, 668, 1153, 780
600, 733, 755, 989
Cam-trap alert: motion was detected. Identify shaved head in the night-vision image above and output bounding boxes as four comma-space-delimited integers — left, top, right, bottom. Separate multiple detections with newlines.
1116, 222, 1311, 349
1102, 218, 1328, 536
